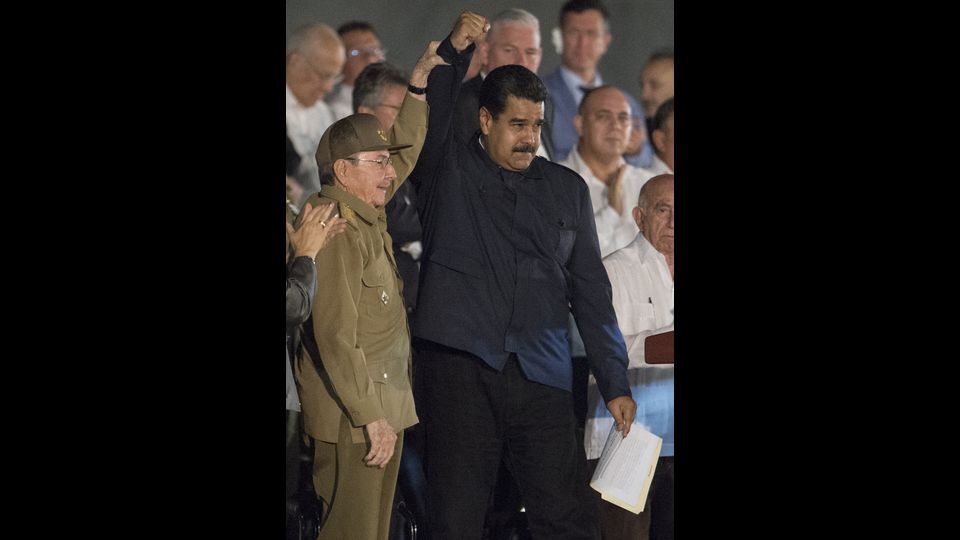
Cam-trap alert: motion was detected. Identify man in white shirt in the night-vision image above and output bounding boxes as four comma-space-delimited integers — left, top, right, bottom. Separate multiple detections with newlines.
560, 85, 654, 258
561, 85, 654, 453
286, 23, 345, 200
585, 174, 674, 540
326, 21, 386, 121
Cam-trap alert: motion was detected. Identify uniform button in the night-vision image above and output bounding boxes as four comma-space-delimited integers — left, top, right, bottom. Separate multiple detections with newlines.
383, 373, 389, 379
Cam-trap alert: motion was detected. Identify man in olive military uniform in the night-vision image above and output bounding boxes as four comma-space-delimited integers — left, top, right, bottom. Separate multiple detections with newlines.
294, 38, 445, 540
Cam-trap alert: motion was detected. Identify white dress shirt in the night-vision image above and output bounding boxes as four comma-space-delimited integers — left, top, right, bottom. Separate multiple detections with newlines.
286, 85, 336, 196
560, 147, 654, 257
325, 82, 355, 121
585, 233, 675, 459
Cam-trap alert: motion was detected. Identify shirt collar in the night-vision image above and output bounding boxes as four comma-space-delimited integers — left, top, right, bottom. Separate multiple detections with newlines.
636, 233, 667, 267
320, 183, 380, 225
559, 65, 603, 103
286, 84, 301, 108
652, 154, 674, 174
566, 146, 625, 182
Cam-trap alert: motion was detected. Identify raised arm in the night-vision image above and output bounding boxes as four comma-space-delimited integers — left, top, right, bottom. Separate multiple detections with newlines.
408, 11, 488, 188
386, 40, 446, 194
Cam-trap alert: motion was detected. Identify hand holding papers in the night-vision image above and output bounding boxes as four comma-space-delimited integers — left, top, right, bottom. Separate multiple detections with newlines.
589, 423, 662, 514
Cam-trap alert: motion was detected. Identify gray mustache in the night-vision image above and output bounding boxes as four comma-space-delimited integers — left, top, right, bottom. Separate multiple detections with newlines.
512, 145, 536, 154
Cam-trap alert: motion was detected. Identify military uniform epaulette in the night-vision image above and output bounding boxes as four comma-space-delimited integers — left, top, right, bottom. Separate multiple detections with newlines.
339, 203, 357, 226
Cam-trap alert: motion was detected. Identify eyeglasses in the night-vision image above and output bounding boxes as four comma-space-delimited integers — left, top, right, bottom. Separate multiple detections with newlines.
348, 47, 386, 59
305, 58, 344, 85
346, 155, 394, 169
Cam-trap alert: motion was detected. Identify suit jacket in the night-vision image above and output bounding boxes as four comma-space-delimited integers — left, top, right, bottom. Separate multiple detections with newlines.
456, 74, 557, 161
543, 68, 579, 162
543, 67, 649, 164
296, 96, 428, 444
408, 38, 630, 404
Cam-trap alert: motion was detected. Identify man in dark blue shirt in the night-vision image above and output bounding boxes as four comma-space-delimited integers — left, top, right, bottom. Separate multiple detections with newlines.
408, 11, 636, 539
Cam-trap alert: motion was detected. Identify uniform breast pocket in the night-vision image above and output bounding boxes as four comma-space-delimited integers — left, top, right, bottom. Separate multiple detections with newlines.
360, 267, 390, 318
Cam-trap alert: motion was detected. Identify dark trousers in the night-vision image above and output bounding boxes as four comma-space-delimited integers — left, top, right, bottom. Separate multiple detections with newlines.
286, 410, 300, 501
395, 344, 431, 538
420, 343, 598, 540
585, 456, 674, 540
648, 457, 674, 540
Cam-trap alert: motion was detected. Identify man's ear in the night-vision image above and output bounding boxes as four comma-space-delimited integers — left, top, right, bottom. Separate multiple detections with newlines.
333, 159, 351, 184
633, 205, 644, 229
479, 106, 493, 136
573, 113, 584, 137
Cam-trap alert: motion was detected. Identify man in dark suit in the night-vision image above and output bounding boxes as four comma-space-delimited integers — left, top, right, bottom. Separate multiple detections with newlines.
542, 0, 650, 166
454, 8, 556, 160
408, 12, 636, 539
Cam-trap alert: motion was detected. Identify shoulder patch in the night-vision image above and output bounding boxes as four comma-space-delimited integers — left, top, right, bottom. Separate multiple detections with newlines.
339, 204, 357, 225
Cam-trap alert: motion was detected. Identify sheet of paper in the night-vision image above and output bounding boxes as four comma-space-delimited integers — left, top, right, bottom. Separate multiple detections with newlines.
590, 423, 662, 513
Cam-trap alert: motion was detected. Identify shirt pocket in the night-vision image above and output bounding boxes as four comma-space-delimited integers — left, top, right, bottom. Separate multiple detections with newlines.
426, 246, 485, 279
555, 226, 576, 266
360, 265, 390, 317
619, 302, 658, 335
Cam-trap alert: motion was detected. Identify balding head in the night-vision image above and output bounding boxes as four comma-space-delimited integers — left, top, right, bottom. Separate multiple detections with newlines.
574, 85, 633, 162
286, 23, 345, 106
633, 174, 674, 256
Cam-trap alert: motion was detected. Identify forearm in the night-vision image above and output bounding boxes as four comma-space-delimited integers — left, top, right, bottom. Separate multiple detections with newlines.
388, 96, 429, 193
285, 257, 317, 328
408, 35, 473, 187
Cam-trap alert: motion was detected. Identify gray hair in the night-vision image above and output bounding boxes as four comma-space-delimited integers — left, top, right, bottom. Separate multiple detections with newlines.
352, 62, 408, 113
487, 8, 541, 45
286, 23, 339, 60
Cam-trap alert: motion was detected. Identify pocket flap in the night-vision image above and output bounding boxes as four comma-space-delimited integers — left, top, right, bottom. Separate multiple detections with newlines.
427, 246, 485, 278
